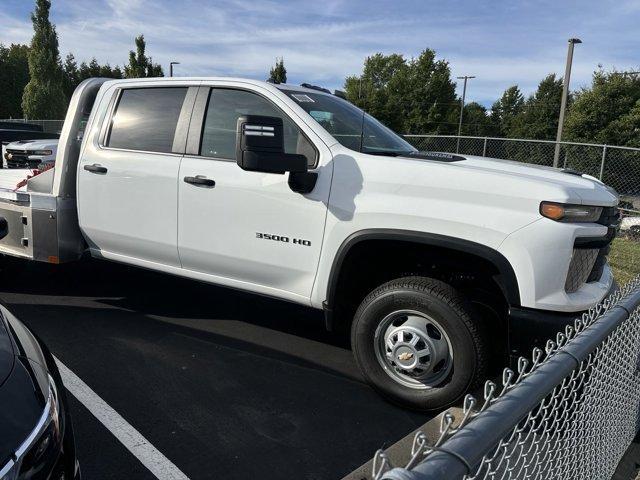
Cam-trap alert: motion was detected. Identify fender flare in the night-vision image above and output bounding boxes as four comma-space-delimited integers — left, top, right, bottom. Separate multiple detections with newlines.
323, 229, 521, 325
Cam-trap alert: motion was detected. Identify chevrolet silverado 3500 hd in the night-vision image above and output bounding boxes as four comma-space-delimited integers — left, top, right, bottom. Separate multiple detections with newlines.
0, 78, 619, 410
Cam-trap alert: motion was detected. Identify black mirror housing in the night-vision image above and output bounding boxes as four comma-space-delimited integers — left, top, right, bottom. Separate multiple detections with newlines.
236, 115, 308, 174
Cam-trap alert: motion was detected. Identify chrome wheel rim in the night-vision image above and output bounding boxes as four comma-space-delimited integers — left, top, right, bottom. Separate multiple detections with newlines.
374, 310, 453, 389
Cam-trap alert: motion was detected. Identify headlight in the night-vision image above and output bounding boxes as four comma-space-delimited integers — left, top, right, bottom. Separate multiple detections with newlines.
0, 376, 60, 480
540, 201, 603, 223
30, 150, 53, 156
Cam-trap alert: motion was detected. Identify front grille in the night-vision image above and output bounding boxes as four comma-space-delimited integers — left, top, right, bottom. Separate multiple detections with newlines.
565, 206, 620, 293
598, 206, 621, 229
565, 249, 600, 293
5, 149, 40, 169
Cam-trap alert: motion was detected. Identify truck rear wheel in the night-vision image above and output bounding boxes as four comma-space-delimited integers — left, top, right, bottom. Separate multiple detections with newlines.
351, 276, 488, 411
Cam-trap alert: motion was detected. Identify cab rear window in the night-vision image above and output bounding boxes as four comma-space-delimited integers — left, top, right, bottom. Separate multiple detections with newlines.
106, 87, 187, 153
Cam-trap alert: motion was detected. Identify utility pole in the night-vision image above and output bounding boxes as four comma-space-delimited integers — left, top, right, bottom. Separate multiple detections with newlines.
553, 38, 581, 168
169, 61, 180, 77
456, 75, 475, 153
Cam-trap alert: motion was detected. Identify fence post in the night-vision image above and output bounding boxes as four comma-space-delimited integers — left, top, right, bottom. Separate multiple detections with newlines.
599, 145, 607, 181
482, 137, 488, 157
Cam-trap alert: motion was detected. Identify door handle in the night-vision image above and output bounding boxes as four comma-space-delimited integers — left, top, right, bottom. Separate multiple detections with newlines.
84, 163, 108, 174
184, 176, 215, 187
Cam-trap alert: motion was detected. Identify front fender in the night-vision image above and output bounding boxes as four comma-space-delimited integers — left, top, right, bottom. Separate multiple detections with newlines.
314, 229, 521, 322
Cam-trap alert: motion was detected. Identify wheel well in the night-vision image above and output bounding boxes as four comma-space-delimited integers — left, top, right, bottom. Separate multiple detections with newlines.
327, 237, 516, 350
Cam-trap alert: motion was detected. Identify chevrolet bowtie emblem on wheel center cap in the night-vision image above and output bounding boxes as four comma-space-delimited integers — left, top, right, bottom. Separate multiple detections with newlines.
397, 352, 414, 361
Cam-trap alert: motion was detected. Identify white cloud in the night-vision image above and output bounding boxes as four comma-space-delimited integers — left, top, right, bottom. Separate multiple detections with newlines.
1, 0, 638, 106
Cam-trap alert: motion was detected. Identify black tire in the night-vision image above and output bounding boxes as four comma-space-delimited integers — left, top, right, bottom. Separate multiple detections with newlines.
351, 276, 488, 411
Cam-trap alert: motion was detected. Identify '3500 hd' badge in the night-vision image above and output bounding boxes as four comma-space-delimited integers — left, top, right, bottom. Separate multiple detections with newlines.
256, 232, 311, 246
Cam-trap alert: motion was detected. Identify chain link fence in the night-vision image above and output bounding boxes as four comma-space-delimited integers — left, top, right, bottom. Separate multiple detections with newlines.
373, 276, 640, 480
3, 125, 639, 198
403, 135, 640, 199
0, 119, 65, 134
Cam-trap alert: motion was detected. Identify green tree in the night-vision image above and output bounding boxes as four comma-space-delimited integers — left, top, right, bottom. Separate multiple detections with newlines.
124, 35, 163, 78
344, 53, 409, 132
0, 44, 30, 118
460, 102, 493, 136
62, 52, 79, 100
344, 49, 458, 134
490, 85, 524, 136
564, 69, 640, 146
405, 50, 458, 134
21, 0, 67, 119
509, 74, 563, 140
268, 57, 287, 84
562, 69, 640, 192
62, 54, 123, 100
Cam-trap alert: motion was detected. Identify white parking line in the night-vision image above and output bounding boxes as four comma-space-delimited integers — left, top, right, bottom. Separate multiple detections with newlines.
54, 357, 190, 480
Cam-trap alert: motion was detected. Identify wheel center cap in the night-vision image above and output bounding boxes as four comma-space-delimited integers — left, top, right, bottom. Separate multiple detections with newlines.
397, 351, 413, 362
394, 345, 418, 368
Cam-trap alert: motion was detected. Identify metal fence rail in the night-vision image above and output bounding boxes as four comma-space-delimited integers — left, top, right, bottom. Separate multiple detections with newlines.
373, 276, 640, 480
0, 119, 65, 134
3, 122, 639, 199
403, 135, 640, 199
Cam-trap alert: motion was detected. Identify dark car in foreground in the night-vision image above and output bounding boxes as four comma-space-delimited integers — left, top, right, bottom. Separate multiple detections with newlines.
0, 305, 79, 479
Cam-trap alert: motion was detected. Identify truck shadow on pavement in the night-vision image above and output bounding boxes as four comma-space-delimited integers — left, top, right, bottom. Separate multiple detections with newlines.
0, 257, 431, 480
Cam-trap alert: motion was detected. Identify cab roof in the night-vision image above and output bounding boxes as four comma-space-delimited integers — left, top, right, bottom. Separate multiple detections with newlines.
100, 77, 336, 95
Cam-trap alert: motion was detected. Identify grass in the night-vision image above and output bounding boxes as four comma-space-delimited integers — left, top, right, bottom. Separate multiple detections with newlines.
610, 237, 640, 285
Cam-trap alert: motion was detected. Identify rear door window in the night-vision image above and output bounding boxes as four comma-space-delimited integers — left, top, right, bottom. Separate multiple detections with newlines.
107, 87, 187, 153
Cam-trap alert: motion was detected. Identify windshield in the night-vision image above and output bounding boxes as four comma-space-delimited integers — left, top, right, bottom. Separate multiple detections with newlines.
280, 88, 417, 155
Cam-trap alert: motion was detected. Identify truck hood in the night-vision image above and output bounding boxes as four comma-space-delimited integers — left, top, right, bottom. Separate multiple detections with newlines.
434, 154, 618, 206
6, 138, 59, 151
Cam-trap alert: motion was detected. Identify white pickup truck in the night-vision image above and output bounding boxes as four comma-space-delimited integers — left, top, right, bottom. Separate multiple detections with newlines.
0, 78, 619, 410
3, 138, 59, 169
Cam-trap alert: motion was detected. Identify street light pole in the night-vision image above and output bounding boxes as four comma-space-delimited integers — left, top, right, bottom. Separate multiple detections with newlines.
169, 61, 180, 77
553, 38, 581, 168
456, 75, 475, 153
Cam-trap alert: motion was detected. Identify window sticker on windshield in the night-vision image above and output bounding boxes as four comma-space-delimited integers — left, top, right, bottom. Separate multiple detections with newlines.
310, 111, 332, 122
291, 94, 315, 103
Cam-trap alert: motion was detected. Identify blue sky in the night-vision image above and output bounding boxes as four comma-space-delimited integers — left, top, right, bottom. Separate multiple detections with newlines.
1, 0, 638, 107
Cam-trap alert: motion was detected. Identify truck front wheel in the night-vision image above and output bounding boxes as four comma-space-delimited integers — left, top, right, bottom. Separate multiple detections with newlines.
351, 276, 488, 411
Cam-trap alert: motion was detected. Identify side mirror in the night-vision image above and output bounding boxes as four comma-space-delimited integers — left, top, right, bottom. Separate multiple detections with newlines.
235, 115, 308, 174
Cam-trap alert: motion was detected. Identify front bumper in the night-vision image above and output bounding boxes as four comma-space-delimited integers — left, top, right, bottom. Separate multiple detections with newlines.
499, 211, 618, 312
3, 151, 54, 169
507, 278, 618, 358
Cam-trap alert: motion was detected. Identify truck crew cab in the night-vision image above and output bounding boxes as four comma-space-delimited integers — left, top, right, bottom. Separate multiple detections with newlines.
0, 78, 619, 410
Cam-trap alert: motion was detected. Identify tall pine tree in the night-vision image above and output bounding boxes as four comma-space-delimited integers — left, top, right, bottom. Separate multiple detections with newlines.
21, 0, 67, 119
509, 74, 563, 140
124, 35, 163, 78
490, 85, 524, 136
268, 57, 287, 84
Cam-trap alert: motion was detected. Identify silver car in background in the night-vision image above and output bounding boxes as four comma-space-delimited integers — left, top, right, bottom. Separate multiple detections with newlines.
3, 139, 58, 169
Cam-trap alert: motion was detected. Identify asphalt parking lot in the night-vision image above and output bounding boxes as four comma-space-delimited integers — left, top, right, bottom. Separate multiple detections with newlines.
0, 258, 430, 480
